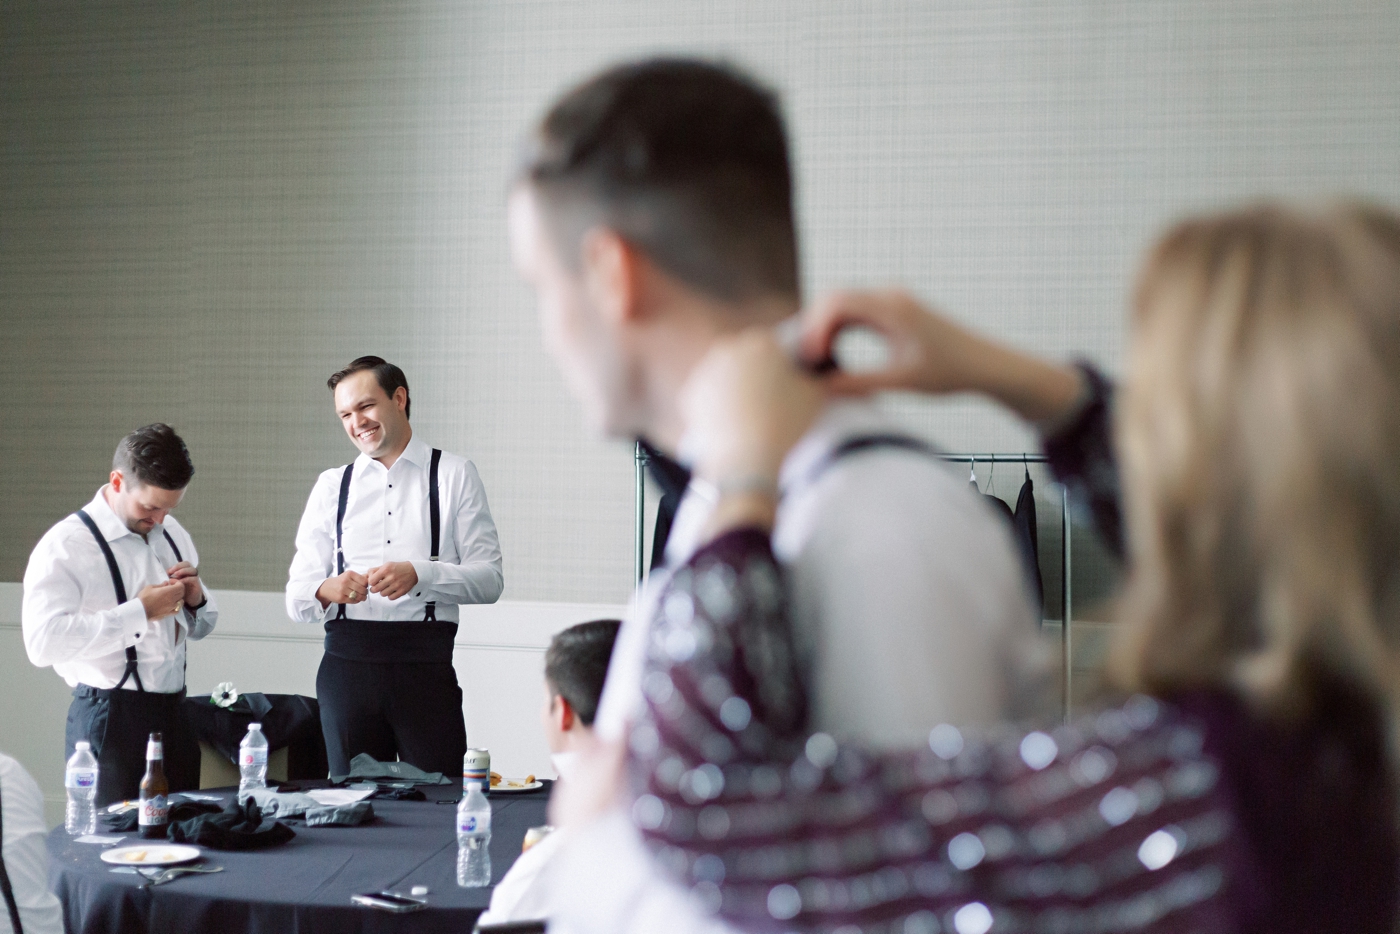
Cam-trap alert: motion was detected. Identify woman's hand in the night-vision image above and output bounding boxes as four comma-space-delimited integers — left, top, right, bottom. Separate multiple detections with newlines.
800, 289, 1084, 425
680, 329, 826, 535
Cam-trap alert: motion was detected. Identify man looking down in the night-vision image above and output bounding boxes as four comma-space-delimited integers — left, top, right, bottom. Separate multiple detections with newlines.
23, 424, 216, 805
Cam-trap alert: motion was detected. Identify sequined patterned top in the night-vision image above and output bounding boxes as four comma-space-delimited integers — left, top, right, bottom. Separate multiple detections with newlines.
625, 383, 1399, 934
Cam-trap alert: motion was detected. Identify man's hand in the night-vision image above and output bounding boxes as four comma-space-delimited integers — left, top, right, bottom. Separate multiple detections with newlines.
167, 561, 203, 610
316, 571, 370, 609
138, 580, 185, 621
367, 562, 419, 601
547, 734, 626, 831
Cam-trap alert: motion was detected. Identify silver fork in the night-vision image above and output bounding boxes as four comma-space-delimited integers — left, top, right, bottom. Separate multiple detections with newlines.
141, 866, 225, 887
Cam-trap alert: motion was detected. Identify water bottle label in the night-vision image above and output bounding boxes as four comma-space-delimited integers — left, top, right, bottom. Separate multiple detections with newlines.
139, 795, 169, 826
67, 769, 98, 789
459, 814, 490, 834
241, 749, 268, 767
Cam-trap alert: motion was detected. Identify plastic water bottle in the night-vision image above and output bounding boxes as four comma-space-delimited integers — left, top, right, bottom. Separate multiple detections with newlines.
238, 722, 268, 796
64, 742, 99, 835
456, 782, 492, 887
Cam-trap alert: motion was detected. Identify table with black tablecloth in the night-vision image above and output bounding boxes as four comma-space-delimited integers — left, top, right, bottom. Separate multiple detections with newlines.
47, 782, 551, 934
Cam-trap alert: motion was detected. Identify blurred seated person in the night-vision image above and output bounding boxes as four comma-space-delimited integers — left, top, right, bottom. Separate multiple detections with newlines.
564, 202, 1400, 933
474, 619, 620, 929
1, 751, 64, 934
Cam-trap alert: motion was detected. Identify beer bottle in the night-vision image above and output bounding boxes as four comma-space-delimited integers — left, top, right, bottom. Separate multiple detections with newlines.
138, 732, 170, 839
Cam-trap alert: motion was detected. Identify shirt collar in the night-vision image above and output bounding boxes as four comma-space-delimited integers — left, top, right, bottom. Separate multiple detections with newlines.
356, 434, 431, 473
85, 486, 141, 543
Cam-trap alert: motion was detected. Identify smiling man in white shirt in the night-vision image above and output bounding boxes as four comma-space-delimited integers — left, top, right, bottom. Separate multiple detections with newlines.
287, 356, 503, 779
23, 424, 217, 806
508, 59, 1045, 933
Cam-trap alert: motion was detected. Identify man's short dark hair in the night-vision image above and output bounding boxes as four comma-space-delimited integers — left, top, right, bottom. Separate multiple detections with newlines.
544, 619, 621, 727
113, 424, 194, 490
520, 58, 800, 304
327, 356, 412, 419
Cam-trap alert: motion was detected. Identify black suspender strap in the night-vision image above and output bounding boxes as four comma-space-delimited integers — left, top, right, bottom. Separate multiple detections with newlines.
334, 463, 355, 622
829, 433, 938, 461
74, 510, 143, 693
0, 782, 24, 934
424, 449, 441, 622
332, 450, 443, 622
804, 433, 940, 488
162, 529, 183, 564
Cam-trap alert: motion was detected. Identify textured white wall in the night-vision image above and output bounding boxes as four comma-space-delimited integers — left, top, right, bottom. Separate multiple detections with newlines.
3, 0, 1397, 603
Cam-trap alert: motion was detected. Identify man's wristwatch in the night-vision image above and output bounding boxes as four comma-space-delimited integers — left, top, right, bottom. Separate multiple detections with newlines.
188, 594, 209, 611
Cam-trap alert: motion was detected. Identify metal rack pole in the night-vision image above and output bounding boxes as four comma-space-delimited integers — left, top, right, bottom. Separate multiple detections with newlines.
1061, 484, 1073, 723
634, 441, 648, 587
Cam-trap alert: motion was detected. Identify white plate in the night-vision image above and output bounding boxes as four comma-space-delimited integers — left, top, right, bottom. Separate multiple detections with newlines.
491, 780, 544, 794
100, 844, 201, 866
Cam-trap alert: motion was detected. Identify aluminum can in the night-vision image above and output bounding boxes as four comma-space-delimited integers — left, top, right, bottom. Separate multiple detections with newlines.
464, 748, 491, 791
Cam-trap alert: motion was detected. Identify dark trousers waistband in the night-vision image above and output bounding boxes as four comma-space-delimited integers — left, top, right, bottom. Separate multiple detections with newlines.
324, 619, 458, 663
72, 684, 186, 700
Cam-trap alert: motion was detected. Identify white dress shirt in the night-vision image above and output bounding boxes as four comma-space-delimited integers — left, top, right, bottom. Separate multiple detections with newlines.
0, 752, 63, 934
285, 435, 503, 624
552, 400, 1051, 934
22, 488, 218, 693
475, 828, 566, 926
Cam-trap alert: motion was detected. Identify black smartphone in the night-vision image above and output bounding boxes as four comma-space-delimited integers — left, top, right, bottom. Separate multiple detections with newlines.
351, 891, 427, 912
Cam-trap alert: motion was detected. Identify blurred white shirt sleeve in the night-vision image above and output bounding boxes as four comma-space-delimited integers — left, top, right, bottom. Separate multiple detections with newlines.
0, 753, 64, 934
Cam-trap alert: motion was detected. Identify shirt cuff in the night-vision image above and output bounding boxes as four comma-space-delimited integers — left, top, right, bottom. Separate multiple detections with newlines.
118, 599, 147, 649
410, 560, 437, 593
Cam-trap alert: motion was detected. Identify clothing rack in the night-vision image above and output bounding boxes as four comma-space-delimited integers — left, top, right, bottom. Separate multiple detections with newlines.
633, 443, 1076, 722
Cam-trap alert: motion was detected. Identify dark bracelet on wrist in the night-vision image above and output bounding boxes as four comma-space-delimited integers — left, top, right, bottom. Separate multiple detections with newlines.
188, 595, 209, 611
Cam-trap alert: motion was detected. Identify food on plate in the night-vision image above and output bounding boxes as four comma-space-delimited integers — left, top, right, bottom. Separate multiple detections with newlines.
489, 771, 502, 786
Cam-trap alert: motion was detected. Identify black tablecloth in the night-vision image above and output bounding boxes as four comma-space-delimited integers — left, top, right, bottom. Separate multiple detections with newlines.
48, 782, 551, 934
182, 694, 328, 782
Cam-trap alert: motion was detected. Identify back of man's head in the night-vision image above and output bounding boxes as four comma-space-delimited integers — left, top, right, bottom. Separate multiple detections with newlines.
544, 619, 621, 727
113, 424, 194, 490
520, 58, 800, 305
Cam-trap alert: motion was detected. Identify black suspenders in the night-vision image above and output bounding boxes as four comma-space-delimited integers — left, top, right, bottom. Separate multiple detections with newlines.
808, 433, 940, 486
0, 781, 23, 934
334, 449, 442, 621
74, 510, 146, 693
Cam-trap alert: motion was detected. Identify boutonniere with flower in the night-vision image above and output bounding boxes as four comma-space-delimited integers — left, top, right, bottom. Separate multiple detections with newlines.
212, 682, 240, 708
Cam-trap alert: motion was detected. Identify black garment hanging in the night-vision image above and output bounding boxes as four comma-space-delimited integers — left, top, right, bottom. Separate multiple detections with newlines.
1013, 467, 1045, 612
316, 450, 466, 778
66, 510, 198, 806
970, 464, 1046, 621
641, 439, 691, 572
0, 780, 23, 934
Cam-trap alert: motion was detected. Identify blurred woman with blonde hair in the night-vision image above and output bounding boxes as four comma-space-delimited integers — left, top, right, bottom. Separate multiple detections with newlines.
590, 203, 1400, 933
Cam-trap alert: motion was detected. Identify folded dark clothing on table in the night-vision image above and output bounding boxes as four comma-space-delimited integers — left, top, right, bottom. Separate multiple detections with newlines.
169, 798, 295, 850
104, 799, 222, 833
333, 753, 450, 785
304, 802, 374, 826
370, 784, 425, 801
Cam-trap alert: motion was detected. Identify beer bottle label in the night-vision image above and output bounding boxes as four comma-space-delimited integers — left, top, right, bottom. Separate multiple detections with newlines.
147, 740, 163, 760
139, 795, 169, 826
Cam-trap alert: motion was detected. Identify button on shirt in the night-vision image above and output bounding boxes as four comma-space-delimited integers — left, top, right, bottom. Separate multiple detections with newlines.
285, 436, 504, 624
22, 488, 219, 693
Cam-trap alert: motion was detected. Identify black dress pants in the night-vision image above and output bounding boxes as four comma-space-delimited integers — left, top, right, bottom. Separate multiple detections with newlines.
65, 685, 200, 807
316, 654, 467, 779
